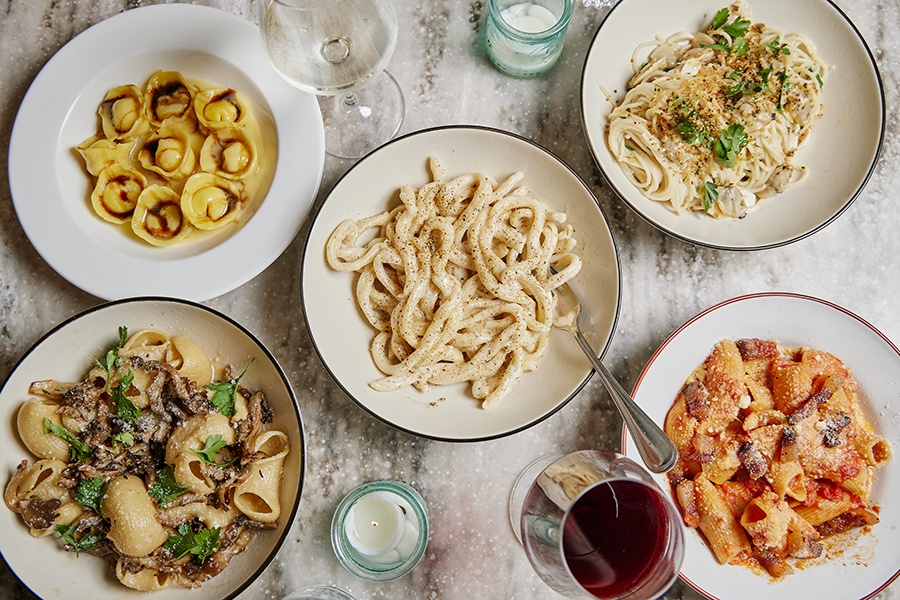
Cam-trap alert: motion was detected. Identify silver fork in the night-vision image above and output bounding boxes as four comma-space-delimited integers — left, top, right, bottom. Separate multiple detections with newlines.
553, 276, 678, 473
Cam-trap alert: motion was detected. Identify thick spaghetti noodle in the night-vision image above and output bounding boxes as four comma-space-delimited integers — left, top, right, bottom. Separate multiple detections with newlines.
326, 158, 582, 408
606, 2, 827, 218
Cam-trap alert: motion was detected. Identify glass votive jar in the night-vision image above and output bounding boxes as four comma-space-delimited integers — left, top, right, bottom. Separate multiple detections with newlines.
283, 585, 357, 600
331, 480, 429, 582
485, 0, 575, 78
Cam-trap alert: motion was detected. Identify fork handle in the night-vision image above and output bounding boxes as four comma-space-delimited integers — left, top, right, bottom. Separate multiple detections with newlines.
572, 330, 678, 473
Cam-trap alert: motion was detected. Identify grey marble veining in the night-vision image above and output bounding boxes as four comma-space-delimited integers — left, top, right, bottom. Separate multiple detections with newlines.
1, 0, 899, 599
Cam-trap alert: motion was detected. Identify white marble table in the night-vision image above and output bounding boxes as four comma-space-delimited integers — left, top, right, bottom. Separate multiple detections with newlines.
1, 1, 898, 599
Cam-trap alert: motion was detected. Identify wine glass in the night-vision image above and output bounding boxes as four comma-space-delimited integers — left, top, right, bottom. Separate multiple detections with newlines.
258, 0, 405, 159
509, 450, 684, 599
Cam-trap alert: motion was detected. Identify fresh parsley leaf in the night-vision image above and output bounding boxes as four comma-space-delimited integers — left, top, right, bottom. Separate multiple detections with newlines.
702, 181, 719, 212
54, 523, 102, 555
112, 431, 135, 448
163, 524, 221, 563
163, 524, 196, 560
111, 371, 141, 423
767, 35, 791, 55
713, 123, 748, 169
96, 326, 129, 375
148, 465, 189, 506
205, 360, 254, 417
42, 418, 91, 462
191, 435, 237, 468
191, 527, 221, 563
710, 7, 729, 30
76, 478, 107, 515
722, 17, 751, 39
731, 36, 749, 57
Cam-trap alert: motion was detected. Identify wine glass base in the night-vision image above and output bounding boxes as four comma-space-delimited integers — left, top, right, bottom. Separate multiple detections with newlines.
508, 453, 566, 545
320, 70, 405, 160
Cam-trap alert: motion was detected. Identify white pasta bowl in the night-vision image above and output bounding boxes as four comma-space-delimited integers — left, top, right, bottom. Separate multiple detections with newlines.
0, 298, 305, 599
581, 0, 884, 250
8, 4, 324, 301
623, 293, 900, 599
302, 125, 621, 442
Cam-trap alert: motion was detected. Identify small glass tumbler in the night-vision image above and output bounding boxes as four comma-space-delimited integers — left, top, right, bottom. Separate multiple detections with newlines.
283, 585, 358, 600
331, 480, 429, 582
485, 0, 576, 78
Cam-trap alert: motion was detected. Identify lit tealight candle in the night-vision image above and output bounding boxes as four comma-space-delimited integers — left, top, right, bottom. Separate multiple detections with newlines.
332, 480, 429, 581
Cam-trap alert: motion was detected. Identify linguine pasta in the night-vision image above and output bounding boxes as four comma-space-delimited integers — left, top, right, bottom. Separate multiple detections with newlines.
326, 158, 582, 409
606, 2, 827, 218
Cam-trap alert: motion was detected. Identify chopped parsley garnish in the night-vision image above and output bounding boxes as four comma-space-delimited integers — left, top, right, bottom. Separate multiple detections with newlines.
702, 181, 719, 212
42, 418, 91, 462
767, 35, 791, 55
703, 7, 751, 56
713, 123, 748, 168
110, 371, 141, 423
205, 360, 254, 417
671, 96, 714, 147
95, 326, 141, 423
163, 524, 221, 563
76, 477, 107, 516
54, 523, 103, 555
191, 434, 237, 468
147, 465, 189, 506
112, 431, 135, 448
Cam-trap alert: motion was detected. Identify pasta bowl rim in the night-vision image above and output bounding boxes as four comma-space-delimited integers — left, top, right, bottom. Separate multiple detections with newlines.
622, 291, 900, 598
0, 296, 306, 599
579, 0, 885, 251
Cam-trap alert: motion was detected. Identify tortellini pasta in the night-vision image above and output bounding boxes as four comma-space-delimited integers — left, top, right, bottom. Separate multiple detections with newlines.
181, 173, 243, 230
131, 185, 193, 246
91, 164, 147, 224
76, 70, 269, 246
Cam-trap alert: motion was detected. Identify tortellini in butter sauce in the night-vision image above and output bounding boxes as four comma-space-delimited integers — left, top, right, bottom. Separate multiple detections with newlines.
76, 70, 269, 246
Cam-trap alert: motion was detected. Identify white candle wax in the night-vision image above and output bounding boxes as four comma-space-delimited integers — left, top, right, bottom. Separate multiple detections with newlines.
345, 491, 421, 565
500, 2, 558, 33
345, 492, 405, 557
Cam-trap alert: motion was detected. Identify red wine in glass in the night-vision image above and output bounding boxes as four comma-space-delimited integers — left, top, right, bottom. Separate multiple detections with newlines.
562, 479, 670, 599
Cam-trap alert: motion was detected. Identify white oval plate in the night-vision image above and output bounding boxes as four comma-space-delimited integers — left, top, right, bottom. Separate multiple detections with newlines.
581, 0, 884, 250
302, 126, 621, 442
0, 298, 305, 599
623, 293, 900, 599
8, 4, 324, 301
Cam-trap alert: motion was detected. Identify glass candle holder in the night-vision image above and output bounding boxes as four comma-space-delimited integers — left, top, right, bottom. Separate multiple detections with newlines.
331, 480, 429, 582
485, 0, 575, 78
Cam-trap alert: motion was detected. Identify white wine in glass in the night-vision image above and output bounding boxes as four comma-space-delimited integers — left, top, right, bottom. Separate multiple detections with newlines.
258, 0, 405, 159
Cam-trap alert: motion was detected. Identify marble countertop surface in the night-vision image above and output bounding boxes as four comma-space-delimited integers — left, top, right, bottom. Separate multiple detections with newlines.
1, 0, 899, 598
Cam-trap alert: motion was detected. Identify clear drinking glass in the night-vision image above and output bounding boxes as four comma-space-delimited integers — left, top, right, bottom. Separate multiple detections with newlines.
258, 0, 405, 159
509, 450, 684, 600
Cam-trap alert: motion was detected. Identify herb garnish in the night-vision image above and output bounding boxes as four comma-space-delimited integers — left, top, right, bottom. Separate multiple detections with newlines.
713, 123, 748, 168
703, 7, 751, 56
76, 477, 107, 516
96, 326, 142, 423
54, 523, 103, 555
147, 465, 189, 506
702, 181, 719, 212
205, 360, 254, 417
191, 434, 238, 468
163, 524, 221, 563
42, 418, 91, 462
112, 431, 135, 448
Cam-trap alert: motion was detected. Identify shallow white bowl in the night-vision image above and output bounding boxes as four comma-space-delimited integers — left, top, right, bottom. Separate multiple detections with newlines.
0, 298, 305, 599
581, 0, 883, 250
623, 292, 900, 599
302, 125, 621, 442
8, 4, 324, 300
